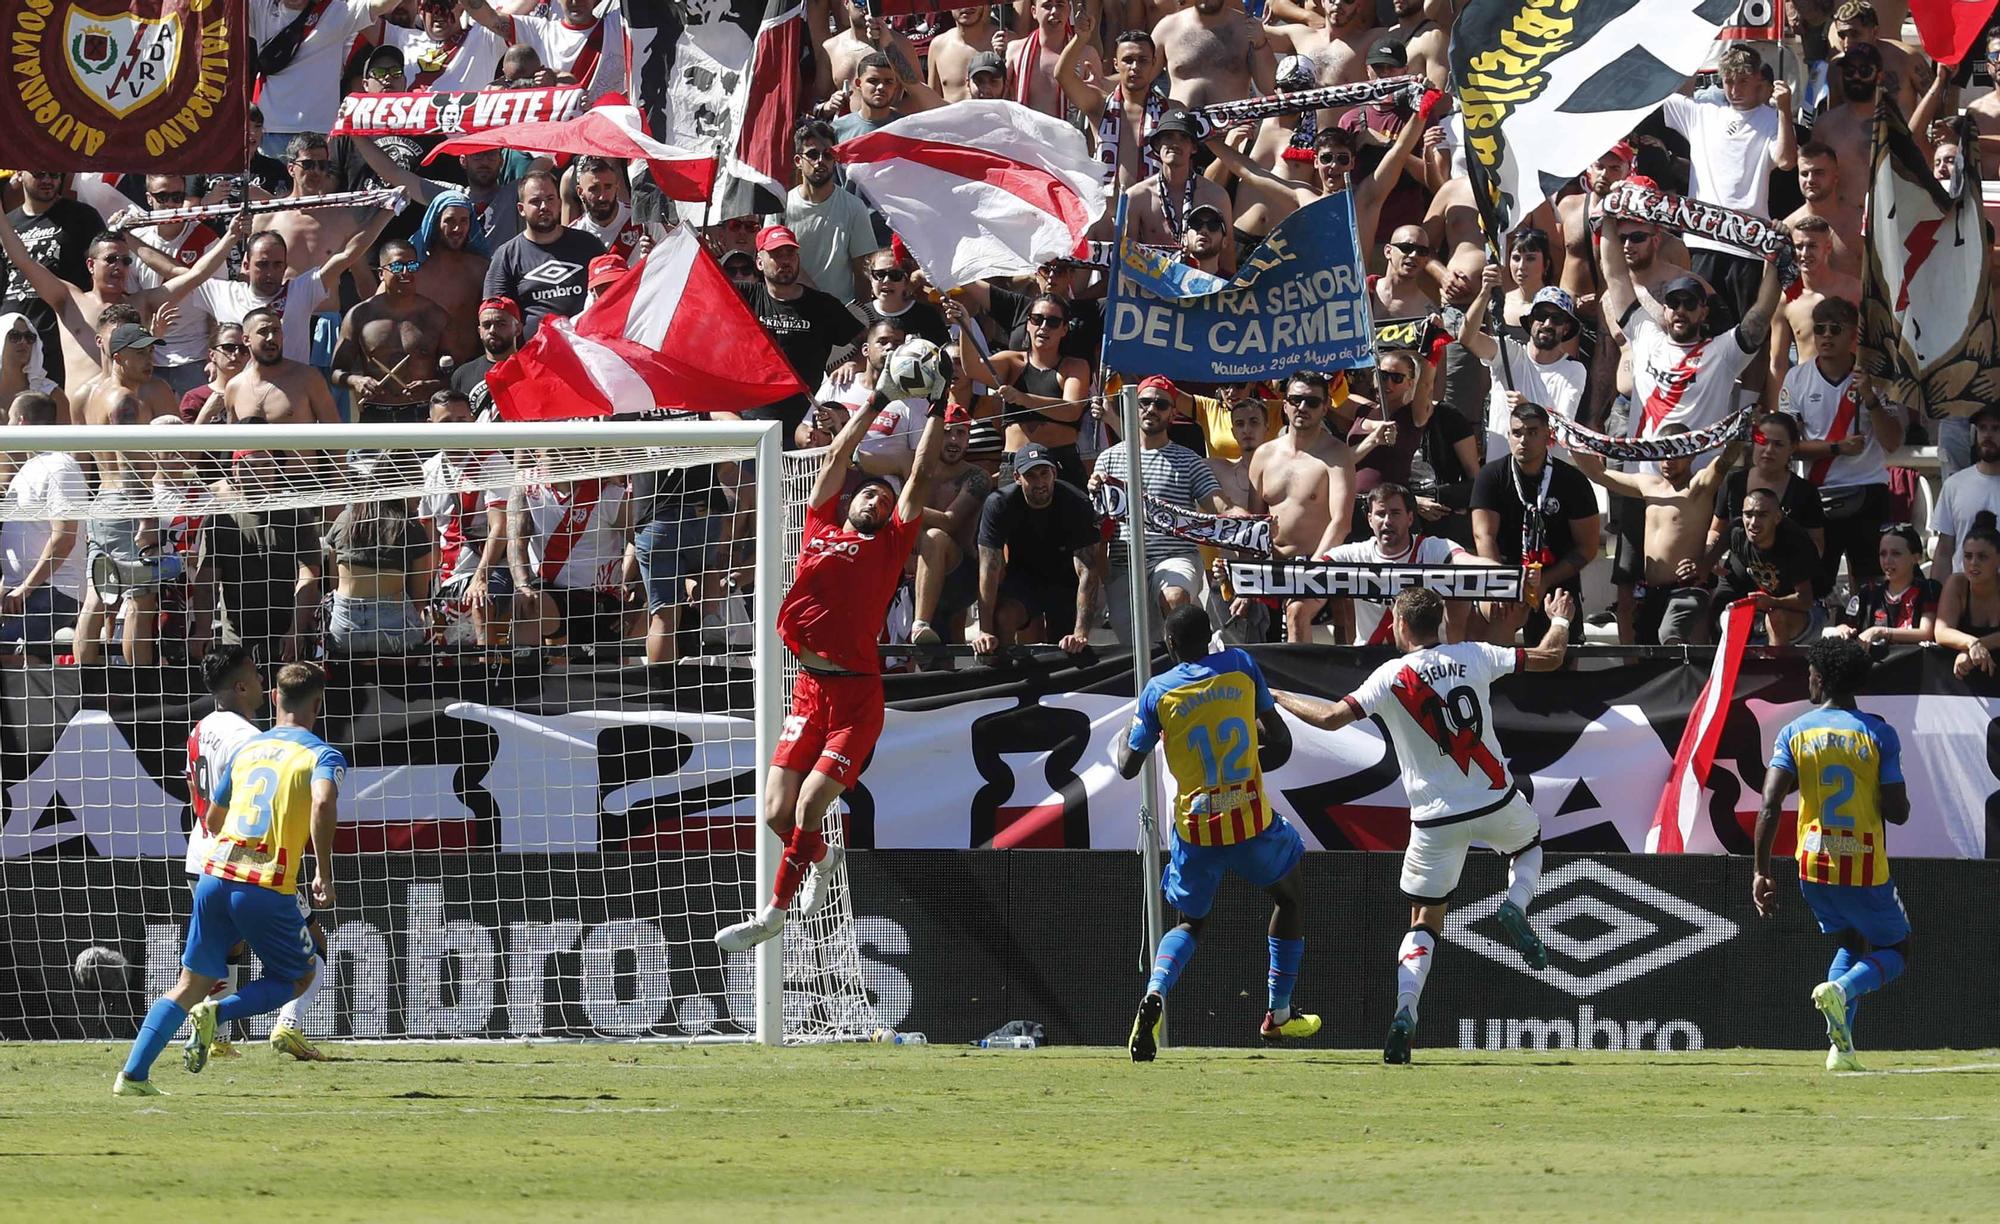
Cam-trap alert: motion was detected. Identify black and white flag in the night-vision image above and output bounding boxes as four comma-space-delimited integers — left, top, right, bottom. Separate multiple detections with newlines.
1450, 0, 1734, 236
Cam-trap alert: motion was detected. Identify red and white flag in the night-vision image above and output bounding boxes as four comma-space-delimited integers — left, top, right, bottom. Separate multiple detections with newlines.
1647, 598, 1758, 853
1908, 0, 2000, 65
426, 93, 716, 202
836, 100, 1108, 289
487, 226, 804, 421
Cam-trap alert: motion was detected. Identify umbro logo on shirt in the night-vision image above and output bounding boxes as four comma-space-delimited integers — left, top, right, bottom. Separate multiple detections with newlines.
520, 261, 581, 288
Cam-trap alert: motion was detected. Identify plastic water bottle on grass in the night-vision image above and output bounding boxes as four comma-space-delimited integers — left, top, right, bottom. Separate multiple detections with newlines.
869, 1028, 927, 1046
974, 1036, 1037, 1050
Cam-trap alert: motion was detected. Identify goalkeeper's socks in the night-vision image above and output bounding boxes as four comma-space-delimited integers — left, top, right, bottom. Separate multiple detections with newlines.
1267, 936, 1304, 1022
1828, 946, 1861, 1032
122, 997, 189, 1080
1146, 928, 1197, 998
1396, 927, 1437, 1020
217, 975, 296, 1024
1835, 948, 1906, 1009
277, 953, 326, 1028
1505, 844, 1543, 913
770, 827, 827, 909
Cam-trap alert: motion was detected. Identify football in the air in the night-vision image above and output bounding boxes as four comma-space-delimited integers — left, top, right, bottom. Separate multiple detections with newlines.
885, 337, 947, 400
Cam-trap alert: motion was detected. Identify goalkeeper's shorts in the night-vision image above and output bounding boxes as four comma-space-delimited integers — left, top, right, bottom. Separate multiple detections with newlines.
773, 669, 884, 790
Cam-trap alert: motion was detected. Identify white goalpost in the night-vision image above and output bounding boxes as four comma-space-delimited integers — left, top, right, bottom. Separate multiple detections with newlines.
0, 419, 875, 1046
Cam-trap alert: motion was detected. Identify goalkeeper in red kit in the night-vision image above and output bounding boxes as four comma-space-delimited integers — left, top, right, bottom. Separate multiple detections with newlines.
717, 340, 952, 953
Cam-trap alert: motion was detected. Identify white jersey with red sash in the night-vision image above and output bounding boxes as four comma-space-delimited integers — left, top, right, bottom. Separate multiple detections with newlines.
514, 10, 625, 101
524, 476, 627, 592
420, 450, 511, 585
156, 477, 206, 612
1629, 313, 1753, 440
185, 710, 259, 877
1343, 641, 1526, 824
570, 200, 645, 261
1781, 361, 1892, 490
383, 21, 507, 91
1322, 535, 1467, 645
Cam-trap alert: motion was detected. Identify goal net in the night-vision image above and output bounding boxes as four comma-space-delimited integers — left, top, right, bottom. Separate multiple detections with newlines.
0, 419, 874, 1045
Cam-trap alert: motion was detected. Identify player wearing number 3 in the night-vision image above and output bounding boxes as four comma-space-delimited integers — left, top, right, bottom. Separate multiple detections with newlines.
1275, 586, 1575, 1064
1113, 604, 1310, 1061
114, 664, 346, 1096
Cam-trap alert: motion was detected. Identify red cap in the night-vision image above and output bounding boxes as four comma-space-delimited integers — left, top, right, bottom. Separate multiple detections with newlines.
478, 296, 521, 320
756, 224, 800, 252
1625, 173, 1660, 191
1138, 374, 1178, 399
588, 254, 628, 289
1608, 139, 1637, 164
943, 403, 972, 424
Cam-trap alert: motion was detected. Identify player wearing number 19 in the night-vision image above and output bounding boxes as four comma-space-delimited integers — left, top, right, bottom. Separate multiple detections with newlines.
1754, 636, 1911, 1073
1114, 604, 1311, 1061
1274, 586, 1576, 1065
113, 664, 347, 1097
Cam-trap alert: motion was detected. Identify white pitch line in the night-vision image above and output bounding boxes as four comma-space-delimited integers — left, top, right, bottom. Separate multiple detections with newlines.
1836, 1061, 2000, 1076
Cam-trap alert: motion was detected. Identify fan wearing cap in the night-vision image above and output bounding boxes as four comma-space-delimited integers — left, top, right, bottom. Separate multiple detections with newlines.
331, 236, 450, 426
715, 346, 953, 955
973, 439, 1107, 657
1458, 263, 1586, 464
1656, 44, 1795, 325
769, 120, 882, 306
583, 253, 627, 310
1602, 211, 1781, 460
907, 404, 994, 650
1154, 0, 1275, 109
1124, 109, 1236, 255
928, 8, 1004, 104
1052, 16, 1167, 202
747, 222, 867, 442
81, 323, 180, 435
1202, 52, 1327, 253
451, 296, 522, 421
1828, 1, 1925, 120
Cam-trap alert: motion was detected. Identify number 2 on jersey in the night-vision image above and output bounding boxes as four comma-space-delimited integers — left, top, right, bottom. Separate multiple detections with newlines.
1187, 717, 1251, 787
1818, 764, 1857, 829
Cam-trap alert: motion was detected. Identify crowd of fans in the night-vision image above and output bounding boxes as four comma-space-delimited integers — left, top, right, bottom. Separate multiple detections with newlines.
3, 0, 2000, 675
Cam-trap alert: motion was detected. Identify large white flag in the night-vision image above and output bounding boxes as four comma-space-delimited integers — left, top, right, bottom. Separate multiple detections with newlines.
835, 100, 1108, 290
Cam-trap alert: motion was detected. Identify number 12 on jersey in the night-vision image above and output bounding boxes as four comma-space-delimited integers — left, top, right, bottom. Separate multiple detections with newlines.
1186, 717, 1251, 786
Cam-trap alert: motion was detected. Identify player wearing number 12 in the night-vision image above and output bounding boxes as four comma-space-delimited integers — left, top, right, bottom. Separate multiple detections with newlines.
1275, 586, 1576, 1065
1754, 636, 1911, 1072
1114, 605, 1311, 1061
114, 664, 346, 1097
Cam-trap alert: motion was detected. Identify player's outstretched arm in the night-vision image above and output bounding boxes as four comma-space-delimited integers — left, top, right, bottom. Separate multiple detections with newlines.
1272, 689, 1361, 733
1751, 762, 1794, 918
810, 388, 893, 508
899, 407, 948, 524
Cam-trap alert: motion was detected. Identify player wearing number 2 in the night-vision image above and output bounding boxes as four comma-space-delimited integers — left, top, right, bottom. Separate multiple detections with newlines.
115, 664, 346, 1096
1114, 604, 1309, 1061
1754, 636, 1911, 1072
1274, 586, 1575, 1064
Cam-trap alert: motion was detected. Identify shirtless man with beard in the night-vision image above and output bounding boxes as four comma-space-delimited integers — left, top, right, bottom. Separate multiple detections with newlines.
1250, 371, 1356, 641
225, 309, 341, 430
928, 5, 1003, 104
1811, 45, 1891, 211
1373, 226, 1441, 317
411, 196, 490, 365
256, 136, 370, 301
1383, 0, 1449, 90
1766, 217, 1862, 404
332, 238, 450, 425
824, 6, 934, 108
81, 325, 180, 431
1572, 435, 1742, 645
1153, 0, 1275, 110
1782, 143, 1862, 280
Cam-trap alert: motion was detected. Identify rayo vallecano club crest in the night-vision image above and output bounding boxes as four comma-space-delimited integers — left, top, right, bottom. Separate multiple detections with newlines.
65, 3, 182, 119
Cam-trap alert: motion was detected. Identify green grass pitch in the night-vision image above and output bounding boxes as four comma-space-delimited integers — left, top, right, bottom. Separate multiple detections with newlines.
3, 1044, 1997, 1221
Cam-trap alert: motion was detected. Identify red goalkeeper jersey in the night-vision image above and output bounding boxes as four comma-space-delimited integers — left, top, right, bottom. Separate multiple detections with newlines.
777, 493, 921, 674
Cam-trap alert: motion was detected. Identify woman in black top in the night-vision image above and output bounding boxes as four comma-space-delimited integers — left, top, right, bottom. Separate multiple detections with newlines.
1937, 513, 2000, 678
946, 293, 1092, 489
1824, 523, 1937, 647
1709, 411, 1826, 579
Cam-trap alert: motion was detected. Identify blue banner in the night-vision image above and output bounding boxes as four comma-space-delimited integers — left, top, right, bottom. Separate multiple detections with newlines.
1104, 191, 1375, 382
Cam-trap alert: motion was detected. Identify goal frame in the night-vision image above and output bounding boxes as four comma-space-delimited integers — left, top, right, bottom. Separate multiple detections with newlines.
1, 418, 789, 1045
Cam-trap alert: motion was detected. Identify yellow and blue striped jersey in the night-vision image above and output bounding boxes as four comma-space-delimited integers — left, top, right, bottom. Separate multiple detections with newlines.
205, 727, 346, 894
1770, 707, 1902, 887
1129, 648, 1275, 847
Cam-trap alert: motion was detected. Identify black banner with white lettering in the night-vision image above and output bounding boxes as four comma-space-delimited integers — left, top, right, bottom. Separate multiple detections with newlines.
1226, 560, 1525, 601
8, 852, 1994, 1048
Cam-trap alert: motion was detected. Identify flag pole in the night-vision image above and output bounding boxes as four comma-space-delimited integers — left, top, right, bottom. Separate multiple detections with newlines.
1464, 126, 1515, 395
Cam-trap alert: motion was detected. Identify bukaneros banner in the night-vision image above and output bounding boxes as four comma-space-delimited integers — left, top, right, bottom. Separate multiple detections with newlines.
6, 852, 1993, 1046
2, 0, 248, 172
1103, 191, 1376, 382
4, 647, 1997, 860
328, 85, 587, 139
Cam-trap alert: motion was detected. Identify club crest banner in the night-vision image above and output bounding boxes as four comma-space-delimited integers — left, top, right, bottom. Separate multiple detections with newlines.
329, 86, 587, 138
3, 0, 247, 171
1104, 191, 1375, 382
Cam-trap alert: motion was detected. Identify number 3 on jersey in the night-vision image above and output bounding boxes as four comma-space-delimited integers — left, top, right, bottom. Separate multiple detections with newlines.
1186, 716, 1251, 787
228, 763, 283, 840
